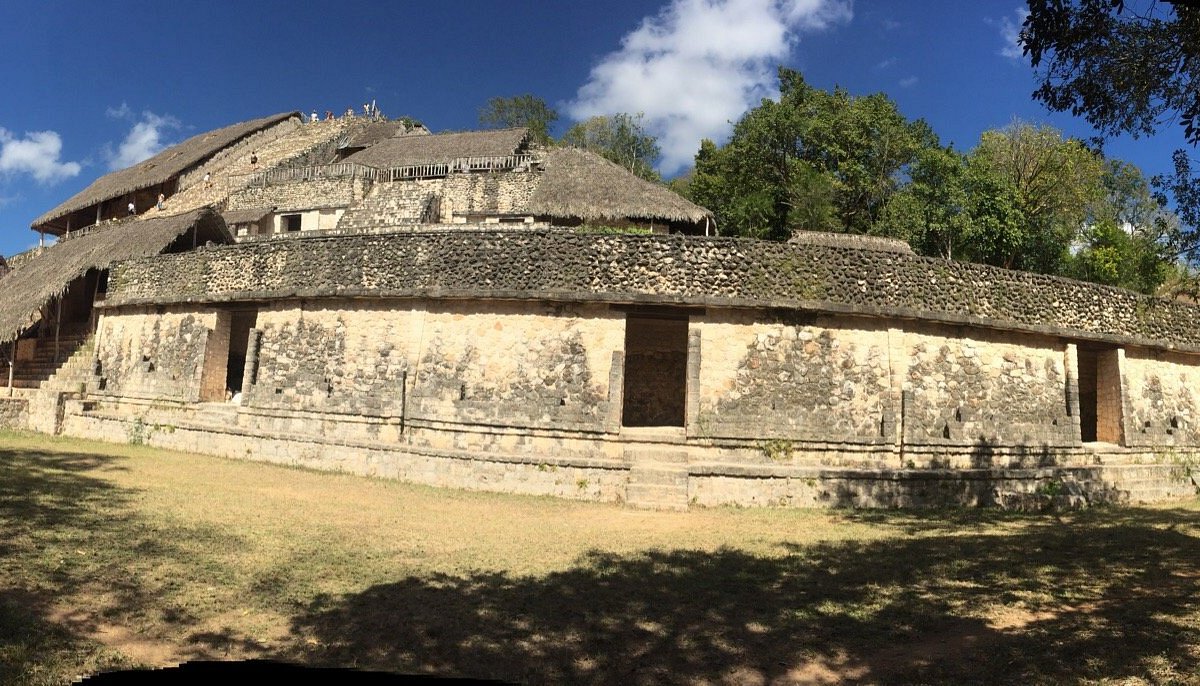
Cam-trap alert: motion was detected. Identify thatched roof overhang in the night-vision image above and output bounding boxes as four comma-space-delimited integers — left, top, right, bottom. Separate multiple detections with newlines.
339, 128, 530, 167
528, 148, 712, 225
339, 121, 407, 150
223, 207, 275, 225
33, 112, 297, 233
0, 207, 230, 343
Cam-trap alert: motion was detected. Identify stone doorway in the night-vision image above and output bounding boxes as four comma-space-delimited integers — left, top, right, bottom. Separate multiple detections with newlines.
199, 309, 258, 402
1078, 346, 1123, 444
621, 314, 688, 427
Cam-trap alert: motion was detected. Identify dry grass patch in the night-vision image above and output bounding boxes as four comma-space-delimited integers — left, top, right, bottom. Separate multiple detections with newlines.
2, 431, 1200, 684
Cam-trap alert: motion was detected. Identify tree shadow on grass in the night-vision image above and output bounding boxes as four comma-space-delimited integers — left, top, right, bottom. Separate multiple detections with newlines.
280, 507, 1200, 684
0, 447, 251, 680
0, 449, 142, 681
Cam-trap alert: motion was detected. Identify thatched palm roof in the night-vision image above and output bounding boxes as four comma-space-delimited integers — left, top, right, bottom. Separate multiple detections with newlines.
339, 128, 529, 167
33, 112, 297, 230
0, 208, 230, 343
222, 207, 275, 225
340, 120, 408, 150
528, 148, 712, 224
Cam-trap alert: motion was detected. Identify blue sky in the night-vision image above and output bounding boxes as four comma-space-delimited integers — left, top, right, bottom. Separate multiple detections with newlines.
0, 0, 1189, 256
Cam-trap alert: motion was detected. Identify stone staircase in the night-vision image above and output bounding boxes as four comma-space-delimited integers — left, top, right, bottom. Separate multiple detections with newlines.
151, 118, 358, 218
5, 330, 94, 391
625, 444, 690, 511
336, 181, 437, 230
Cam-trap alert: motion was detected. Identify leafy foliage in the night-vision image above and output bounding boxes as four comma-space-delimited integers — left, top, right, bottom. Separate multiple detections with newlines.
1023, 0, 1200, 145
478, 94, 558, 146
1022, 0, 1200, 269
686, 68, 936, 239
562, 113, 662, 182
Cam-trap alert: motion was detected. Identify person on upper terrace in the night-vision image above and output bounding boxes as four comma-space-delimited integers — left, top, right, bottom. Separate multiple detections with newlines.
310, 110, 319, 123
127, 201, 135, 215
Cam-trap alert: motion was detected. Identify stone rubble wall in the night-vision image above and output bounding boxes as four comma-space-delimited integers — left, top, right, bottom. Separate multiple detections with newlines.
439, 171, 539, 218
93, 299, 1200, 456
226, 177, 366, 213
95, 308, 215, 402
107, 230, 1200, 354
1122, 348, 1200, 447
95, 299, 625, 432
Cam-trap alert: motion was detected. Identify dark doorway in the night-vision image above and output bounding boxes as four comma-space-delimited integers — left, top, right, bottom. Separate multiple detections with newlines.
621, 315, 688, 427
1077, 346, 1123, 444
226, 310, 257, 394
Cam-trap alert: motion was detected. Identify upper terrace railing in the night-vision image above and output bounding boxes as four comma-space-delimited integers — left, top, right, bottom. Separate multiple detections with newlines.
237, 154, 540, 187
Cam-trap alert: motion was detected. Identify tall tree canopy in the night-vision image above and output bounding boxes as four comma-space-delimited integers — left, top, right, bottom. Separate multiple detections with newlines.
1022, 0, 1200, 261
478, 94, 558, 147
1023, 0, 1200, 145
562, 113, 662, 182
873, 121, 1176, 292
687, 68, 936, 239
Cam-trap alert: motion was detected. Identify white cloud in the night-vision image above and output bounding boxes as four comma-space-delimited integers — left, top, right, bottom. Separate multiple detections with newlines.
105, 103, 133, 120
899, 75, 918, 88
105, 107, 181, 170
0, 128, 81, 183
567, 0, 853, 175
874, 57, 897, 70
993, 7, 1030, 60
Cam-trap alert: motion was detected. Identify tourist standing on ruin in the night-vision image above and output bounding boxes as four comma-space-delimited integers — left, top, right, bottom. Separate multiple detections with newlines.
157, 193, 165, 211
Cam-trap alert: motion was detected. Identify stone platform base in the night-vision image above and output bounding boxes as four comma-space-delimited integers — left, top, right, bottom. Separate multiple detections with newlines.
40, 395, 1200, 511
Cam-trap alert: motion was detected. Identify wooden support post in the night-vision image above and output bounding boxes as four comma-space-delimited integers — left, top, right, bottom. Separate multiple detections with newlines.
54, 297, 61, 364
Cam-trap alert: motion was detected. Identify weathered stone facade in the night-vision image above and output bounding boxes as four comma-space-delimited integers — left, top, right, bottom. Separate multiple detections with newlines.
106, 231, 1200, 353
72, 228, 1200, 510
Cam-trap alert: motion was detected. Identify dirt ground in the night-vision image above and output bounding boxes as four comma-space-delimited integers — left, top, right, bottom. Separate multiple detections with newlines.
3, 431, 1200, 684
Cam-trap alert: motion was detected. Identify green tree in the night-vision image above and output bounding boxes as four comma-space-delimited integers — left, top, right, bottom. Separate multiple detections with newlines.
1022, 0, 1200, 260
478, 94, 558, 146
562, 113, 661, 182
874, 144, 970, 259
1067, 159, 1178, 293
686, 67, 936, 239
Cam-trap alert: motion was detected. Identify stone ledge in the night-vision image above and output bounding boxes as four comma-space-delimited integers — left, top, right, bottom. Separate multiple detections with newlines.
103, 230, 1200, 354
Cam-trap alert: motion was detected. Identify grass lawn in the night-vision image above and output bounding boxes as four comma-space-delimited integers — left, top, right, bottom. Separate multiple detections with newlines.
3, 431, 1200, 684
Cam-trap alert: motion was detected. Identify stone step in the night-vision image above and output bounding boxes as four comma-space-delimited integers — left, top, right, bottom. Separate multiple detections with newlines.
625, 483, 689, 511
629, 465, 688, 487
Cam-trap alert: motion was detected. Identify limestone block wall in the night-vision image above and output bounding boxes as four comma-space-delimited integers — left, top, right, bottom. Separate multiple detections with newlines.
902, 328, 1071, 446
246, 302, 417, 414
226, 177, 366, 212
96, 308, 216, 402
1123, 348, 1200, 447
240, 299, 621, 430
440, 172, 538, 218
695, 311, 893, 441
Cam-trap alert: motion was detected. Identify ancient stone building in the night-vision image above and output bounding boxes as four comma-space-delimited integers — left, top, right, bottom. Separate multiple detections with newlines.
3, 111, 1199, 510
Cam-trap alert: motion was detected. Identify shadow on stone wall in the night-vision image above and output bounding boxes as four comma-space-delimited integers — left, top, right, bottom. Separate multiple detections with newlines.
969, 436, 1058, 469
273, 508, 1200, 683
